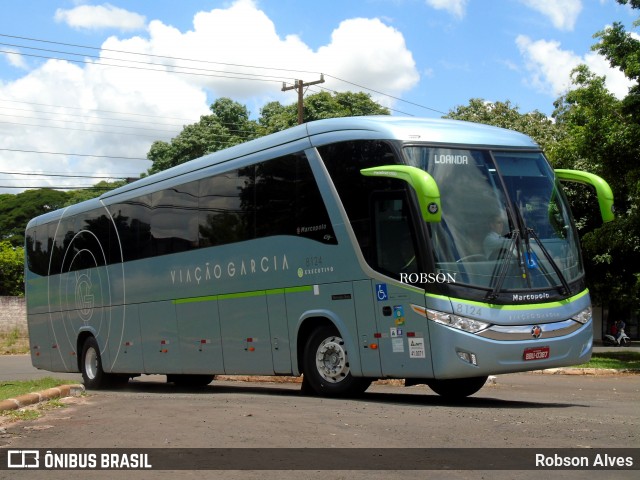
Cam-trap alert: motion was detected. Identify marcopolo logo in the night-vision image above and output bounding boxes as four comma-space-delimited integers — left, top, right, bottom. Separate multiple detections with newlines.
400, 272, 457, 285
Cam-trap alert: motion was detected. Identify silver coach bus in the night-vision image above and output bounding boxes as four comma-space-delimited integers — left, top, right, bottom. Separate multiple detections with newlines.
24, 116, 614, 398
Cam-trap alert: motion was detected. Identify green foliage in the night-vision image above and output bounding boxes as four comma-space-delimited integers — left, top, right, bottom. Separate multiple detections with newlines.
259, 91, 390, 135
147, 98, 259, 174
0, 189, 69, 247
0, 240, 25, 296
593, 2, 640, 122
0, 377, 69, 401
63, 180, 127, 206
578, 351, 640, 370
146, 92, 388, 174
444, 98, 562, 152
550, 1, 640, 312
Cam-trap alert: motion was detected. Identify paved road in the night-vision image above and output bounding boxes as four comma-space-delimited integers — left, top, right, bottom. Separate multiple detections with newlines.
0, 355, 638, 480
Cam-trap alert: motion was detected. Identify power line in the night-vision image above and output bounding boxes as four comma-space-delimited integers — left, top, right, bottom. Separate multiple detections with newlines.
0, 112, 180, 134
0, 119, 174, 139
1, 32, 445, 115
0, 148, 148, 160
0, 104, 188, 129
323, 74, 447, 115
0, 185, 115, 190
0, 171, 129, 180
0, 33, 320, 76
0, 48, 291, 85
0, 98, 197, 122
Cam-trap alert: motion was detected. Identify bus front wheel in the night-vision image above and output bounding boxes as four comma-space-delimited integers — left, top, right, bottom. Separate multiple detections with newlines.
302, 326, 371, 397
80, 336, 109, 389
426, 376, 488, 399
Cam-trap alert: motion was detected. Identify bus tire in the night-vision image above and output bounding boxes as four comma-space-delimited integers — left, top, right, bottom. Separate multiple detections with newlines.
302, 326, 371, 397
426, 376, 488, 399
80, 336, 109, 390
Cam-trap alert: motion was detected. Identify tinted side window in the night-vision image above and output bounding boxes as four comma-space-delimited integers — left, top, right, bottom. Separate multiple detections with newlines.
153, 182, 199, 255
255, 153, 337, 244
199, 168, 255, 248
110, 194, 152, 262
318, 140, 405, 264
25, 225, 51, 276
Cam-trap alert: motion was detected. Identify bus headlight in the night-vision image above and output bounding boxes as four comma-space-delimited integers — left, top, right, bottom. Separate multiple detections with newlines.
572, 307, 592, 324
426, 309, 491, 334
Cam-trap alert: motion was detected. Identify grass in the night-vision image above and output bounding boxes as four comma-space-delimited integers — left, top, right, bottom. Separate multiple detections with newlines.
0, 377, 71, 422
0, 377, 70, 402
577, 351, 640, 370
0, 328, 30, 355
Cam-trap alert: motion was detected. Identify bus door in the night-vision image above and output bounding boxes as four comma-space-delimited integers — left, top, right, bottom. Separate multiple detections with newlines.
352, 280, 382, 377
369, 192, 434, 379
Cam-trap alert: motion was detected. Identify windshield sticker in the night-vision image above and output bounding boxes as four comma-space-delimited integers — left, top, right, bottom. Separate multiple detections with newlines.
434, 154, 469, 165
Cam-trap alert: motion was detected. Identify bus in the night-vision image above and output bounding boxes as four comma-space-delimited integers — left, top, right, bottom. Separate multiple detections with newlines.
24, 116, 614, 399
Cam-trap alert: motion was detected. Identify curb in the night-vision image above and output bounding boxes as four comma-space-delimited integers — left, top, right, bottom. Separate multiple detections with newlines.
0, 384, 85, 412
530, 368, 637, 375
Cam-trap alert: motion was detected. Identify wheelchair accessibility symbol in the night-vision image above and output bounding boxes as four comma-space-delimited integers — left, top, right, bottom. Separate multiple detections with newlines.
376, 283, 388, 301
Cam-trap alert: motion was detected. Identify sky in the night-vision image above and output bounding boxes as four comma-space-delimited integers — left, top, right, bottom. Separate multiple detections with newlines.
0, 0, 637, 193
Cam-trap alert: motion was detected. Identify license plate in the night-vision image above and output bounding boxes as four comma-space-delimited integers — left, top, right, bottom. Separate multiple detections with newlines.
523, 346, 550, 361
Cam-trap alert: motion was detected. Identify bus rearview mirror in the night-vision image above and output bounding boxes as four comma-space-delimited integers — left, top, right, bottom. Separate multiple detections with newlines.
360, 165, 442, 222
555, 169, 615, 223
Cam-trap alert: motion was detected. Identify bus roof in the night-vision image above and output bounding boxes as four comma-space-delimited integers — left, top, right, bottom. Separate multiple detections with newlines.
100, 116, 538, 201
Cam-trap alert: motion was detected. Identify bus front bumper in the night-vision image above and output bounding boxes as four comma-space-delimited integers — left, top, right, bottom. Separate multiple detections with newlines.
428, 319, 593, 379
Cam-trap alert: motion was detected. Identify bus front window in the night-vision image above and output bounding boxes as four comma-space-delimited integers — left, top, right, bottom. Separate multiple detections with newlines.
404, 146, 584, 299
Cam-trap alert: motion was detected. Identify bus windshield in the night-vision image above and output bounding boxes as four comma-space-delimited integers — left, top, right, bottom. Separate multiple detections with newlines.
404, 146, 583, 297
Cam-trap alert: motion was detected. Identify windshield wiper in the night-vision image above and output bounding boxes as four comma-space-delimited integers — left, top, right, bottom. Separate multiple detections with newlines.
526, 227, 571, 296
486, 229, 520, 301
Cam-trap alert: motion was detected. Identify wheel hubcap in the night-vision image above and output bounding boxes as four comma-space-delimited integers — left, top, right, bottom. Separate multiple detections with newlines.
315, 336, 350, 383
85, 347, 98, 380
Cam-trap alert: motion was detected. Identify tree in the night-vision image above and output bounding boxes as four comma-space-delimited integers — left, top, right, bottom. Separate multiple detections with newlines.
0, 241, 24, 296
593, 0, 640, 123
444, 98, 563, 152
147, 91, 389, 174
0, 189, 69, 248
550, 1, 640, 312
259, 91, 389, 135
147, 98, 258, 174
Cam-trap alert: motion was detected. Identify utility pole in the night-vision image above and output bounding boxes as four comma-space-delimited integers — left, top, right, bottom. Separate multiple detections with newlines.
281, 74, 325, 124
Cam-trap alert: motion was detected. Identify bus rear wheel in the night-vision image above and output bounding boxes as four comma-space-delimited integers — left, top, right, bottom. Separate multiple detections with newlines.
80, 336, 108, 390
302, 326, 371, 397
426, 376, 488, 399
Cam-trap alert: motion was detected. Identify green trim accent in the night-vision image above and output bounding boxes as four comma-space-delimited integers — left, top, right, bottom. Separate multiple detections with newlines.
218, 291, 266, 300
360, 165, 442, 222
283, 285, 314, 294
173, 285, 314, 305
425, 289, 590, 311
555, 169, 615, 223
174, 295, 217, 305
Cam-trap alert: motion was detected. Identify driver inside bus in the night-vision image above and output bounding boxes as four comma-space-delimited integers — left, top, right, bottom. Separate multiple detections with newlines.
483, 214, 510, 260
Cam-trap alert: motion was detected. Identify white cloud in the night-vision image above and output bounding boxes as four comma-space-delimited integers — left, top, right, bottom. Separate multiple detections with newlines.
425, 0, 468, 19
54, 3, 146, 31
516, 34, 633, 99
1, 49, 29, 70
0, 0, 419, 193
520, 0, 583, 31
